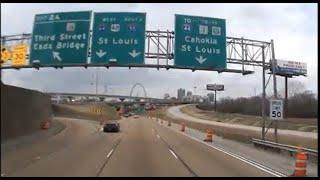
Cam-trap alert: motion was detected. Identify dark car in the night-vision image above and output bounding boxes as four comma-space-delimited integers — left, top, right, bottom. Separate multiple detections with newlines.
123, 114, 130, 118
103, 120, 120, 132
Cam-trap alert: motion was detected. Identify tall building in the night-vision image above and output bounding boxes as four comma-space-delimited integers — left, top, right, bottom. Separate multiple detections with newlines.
177, 88, 186, 100
187, 91, 192, 96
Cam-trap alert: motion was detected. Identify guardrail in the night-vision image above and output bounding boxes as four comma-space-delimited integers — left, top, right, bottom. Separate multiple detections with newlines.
252, 138, 318, 158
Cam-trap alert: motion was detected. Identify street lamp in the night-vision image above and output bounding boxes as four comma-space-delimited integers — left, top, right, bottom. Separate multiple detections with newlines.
91, 68, 99, 102
104, 84, 108, 94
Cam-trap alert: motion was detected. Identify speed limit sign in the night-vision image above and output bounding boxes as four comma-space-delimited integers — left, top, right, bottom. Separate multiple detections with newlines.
270, 99, 283, 120
11, 44, 27, 66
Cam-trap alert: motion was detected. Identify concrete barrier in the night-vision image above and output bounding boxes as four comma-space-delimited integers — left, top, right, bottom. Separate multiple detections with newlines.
1, 83, 52, 141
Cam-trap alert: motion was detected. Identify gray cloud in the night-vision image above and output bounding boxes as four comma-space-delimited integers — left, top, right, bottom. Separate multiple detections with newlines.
1, 3, 317, 99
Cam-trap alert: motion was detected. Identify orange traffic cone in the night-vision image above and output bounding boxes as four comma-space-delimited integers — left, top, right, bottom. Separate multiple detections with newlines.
181, 124, 185, 132
204, 130, 213, 142
292, 147, 307, 177
41, 120, 50, 129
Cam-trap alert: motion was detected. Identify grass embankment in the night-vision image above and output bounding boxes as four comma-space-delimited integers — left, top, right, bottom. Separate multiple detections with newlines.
180, 105, 317, 133
148, 106, 317, 150
52, 103, 120, 122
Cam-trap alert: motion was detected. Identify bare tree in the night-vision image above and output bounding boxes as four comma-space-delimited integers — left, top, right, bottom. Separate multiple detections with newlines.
288, 80, 306, 97
164, 93, 170, 99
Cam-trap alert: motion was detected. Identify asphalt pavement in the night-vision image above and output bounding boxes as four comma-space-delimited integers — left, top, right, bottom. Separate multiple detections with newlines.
1, 116, 282, 177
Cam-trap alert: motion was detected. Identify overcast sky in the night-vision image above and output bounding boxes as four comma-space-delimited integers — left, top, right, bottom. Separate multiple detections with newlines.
1, 3, 317, 99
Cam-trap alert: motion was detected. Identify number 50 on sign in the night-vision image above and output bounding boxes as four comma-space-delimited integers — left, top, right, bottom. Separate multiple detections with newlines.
270, 99, 283, 120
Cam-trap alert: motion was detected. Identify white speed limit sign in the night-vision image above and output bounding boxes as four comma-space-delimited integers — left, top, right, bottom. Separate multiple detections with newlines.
270, 99, 283, 120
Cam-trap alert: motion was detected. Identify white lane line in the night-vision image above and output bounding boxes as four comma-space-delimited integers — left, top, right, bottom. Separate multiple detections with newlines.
169, 149, 179, 159
177, 131, 286, 177
157, 135, 161, 139
1, 173, 6, 177
34, 156, 41, 160
107, 149, 114, 158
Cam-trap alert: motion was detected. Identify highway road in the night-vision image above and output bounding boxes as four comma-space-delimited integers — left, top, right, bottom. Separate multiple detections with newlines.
2, 116, 279, 177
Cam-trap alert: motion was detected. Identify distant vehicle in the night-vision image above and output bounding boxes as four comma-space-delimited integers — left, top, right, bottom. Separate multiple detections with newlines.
145, 105, 155, 111
133, 115, 139, 119
123, 114, 130, 118
129, 112, 135, 116
103, 120, 120, 132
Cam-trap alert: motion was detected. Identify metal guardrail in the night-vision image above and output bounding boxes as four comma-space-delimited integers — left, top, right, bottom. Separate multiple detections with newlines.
252, 138, 318, 157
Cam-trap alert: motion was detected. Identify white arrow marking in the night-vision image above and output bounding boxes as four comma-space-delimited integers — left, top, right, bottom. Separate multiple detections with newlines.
129, 49, 141, 58
53, 51, 62, 61
96, 49, 107, 58
195, 55, 207, 64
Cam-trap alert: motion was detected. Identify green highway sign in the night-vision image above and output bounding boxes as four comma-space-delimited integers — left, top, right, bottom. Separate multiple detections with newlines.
91, 12, 146, 65
174, 14, 226, 70
29, 11, 92, 65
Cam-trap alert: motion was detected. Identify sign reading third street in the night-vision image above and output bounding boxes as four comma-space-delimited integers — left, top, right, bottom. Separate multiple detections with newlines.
174, 14, 226, 70
91, 12, 146, 65
30, 11, 92, 65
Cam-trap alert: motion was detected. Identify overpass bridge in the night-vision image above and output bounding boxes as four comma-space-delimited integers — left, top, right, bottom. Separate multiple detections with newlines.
104, 101, 193, 106
46, 92, 162, 102
47, 83, 158, 102
47, 92, 194, 105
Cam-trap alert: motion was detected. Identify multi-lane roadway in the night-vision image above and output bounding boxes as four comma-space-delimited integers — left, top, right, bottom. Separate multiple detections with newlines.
1, 116, 283, 177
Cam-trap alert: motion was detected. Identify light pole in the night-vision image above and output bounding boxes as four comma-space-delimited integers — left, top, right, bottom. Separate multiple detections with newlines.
193, 86, 197, 102
104, 84, 108, 94
95, 69, 98, 102
91, 68, 98, 102
214, 90, 217, 111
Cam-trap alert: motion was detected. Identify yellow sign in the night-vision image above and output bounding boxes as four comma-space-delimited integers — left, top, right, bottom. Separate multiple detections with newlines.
11, 44, 27, 66
1, 46, 11, 64
93, 109, 102, 114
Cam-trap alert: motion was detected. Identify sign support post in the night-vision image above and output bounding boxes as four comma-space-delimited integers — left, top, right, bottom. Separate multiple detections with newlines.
271, 39, 278, 143
262, 46, 266, 140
